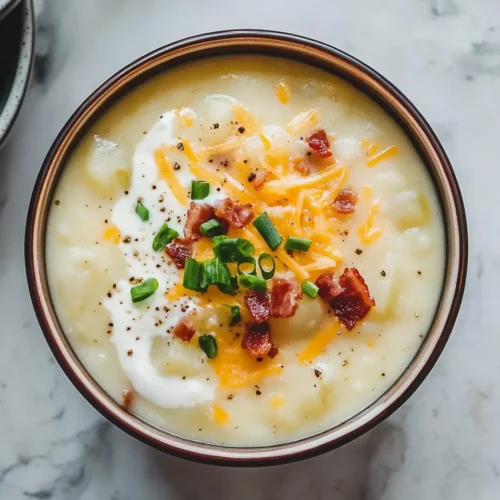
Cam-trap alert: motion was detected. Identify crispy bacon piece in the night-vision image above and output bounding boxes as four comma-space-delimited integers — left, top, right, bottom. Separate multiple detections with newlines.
252, 171, 268, 190
122, 389, 134, 409
331, 268, 375, 330
290, 157, 311, 176
165, 238, 192, 269
241, 322, 272, 358
306, 129, 332, 159
215, 198, 254, 228
173, 317, 196, 342
333, 189, 358, 214
184, 202, 215, 241
245, 291, 271, 324
268, 343, 279, 359
270, 277, 301, 318
315, 271, 342, 302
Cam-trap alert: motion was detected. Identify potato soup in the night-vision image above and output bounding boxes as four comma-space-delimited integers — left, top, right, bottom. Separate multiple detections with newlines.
46, 56, 445, 446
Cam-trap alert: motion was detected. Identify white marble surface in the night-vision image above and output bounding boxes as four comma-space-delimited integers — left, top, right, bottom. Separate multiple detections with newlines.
0, 0, 498, 498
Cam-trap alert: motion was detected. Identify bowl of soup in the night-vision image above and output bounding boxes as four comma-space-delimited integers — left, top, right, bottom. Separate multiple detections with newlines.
25, 30, 467, 465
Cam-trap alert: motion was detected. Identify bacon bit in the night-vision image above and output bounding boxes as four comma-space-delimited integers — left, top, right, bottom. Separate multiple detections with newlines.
268, 343, 279, 359
315, 271, 342, 302
245, 291, 271, 324
122, 389, 134, 409
270, 277, 301, 318
241, 322, 272, 358
173, 318, 196, 342
215, 198, 254, 228
306, 130, 332, 159
251, 171, 269, 190
290, 157, 311, 176
165, 238, 192, 269
330, 268, 375, 330
333, 188, 358, 214
184, 202, 215, 241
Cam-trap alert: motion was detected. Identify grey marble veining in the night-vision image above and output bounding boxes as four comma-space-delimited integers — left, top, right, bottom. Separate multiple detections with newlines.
0, 0, 498, 498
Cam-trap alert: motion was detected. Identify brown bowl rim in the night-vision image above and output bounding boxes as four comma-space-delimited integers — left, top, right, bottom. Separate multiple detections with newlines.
25, 29, 467, 466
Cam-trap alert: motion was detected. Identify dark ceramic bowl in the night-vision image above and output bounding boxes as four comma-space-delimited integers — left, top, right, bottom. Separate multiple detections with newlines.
0, 0, 34, 149
25, 30, 467, 466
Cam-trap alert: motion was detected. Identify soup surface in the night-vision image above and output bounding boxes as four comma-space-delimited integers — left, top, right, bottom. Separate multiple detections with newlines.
46, 56, 445, 446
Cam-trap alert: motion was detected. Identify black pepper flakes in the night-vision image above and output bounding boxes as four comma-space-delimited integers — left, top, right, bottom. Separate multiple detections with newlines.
417, 270, 422, 275
248, 172, 257, 182
54, 200, 60, 206
356, 249, 363, 255
380, 270, 386, 277
177, 142, 184, 151
256, 390, 262, 395
314, 369, 322, 378
238, 126, 245, 134
173, 162, 181, 170
127, 350, 133, 356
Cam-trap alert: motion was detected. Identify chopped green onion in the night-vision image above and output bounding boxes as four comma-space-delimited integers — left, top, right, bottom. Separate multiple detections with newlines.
217, 273, 239, 295
224, 305, 241, 326
191, 180, 210, 200
200, 258, 231, 290
131, 278, 159, 303
152, 223, 179, 251
135, 202, 149, 221
258, 253, 276, 279
199, 219, 225, 237
239, 274, 267, 291
237, 257, 257, 276
252, 212, 282, 250
213, 236, 255, 262
302, 280, 319, 298
199, 335, 218, 359
285, 236, 312, 252
183, 258, 205, 292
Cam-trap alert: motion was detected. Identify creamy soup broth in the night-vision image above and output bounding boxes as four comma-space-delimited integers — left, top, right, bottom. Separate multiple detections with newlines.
46, 56, 445, 446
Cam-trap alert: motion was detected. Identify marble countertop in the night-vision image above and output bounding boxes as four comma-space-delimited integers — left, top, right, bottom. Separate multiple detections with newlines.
0, 0, 498, 498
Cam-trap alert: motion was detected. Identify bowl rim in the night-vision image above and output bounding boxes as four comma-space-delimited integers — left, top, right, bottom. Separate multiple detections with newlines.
0, 0, 34, 149
25, 29, 468, 466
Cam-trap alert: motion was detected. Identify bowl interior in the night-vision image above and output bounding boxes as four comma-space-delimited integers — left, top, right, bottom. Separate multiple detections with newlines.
26, 31, 467, 465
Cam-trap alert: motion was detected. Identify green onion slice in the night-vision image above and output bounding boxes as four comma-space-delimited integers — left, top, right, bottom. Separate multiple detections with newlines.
237, 257, 257, 276
135, 201, 149, 221
302, 280, 319, 298
213, 235, 255, 262
152, 223, 179, 252
200, 258, 231, 290
285, 236, 312, 252
183, 258, 205, 292
258, 253, 275, 280
224, 305, 241, 326
199, 219, 225, 237
199, 335, 218, 359
252, 212, 282, 250
217, 273, 239, 295
239, 274, 267, 291
131, 278, 159, 303
191, 180, 210, 200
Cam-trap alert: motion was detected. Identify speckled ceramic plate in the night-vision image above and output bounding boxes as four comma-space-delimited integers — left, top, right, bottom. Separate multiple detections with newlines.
0, 0, 34, 149
0, 0, 21, 21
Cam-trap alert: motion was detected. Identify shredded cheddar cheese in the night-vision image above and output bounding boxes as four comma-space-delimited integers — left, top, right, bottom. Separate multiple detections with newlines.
286, 109, 318, 134
154, 149, 188, 206
367, 145, 399, 167
362, 185, 373, 200
211, 405, 230, 424
359, 199, 381, 244
298, 324, 337, 363
102, 225, 121, 244
176, 107, 195, 127
275, 248, 310, 281
275, 82, 291, 104
233, 104, 260, 134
